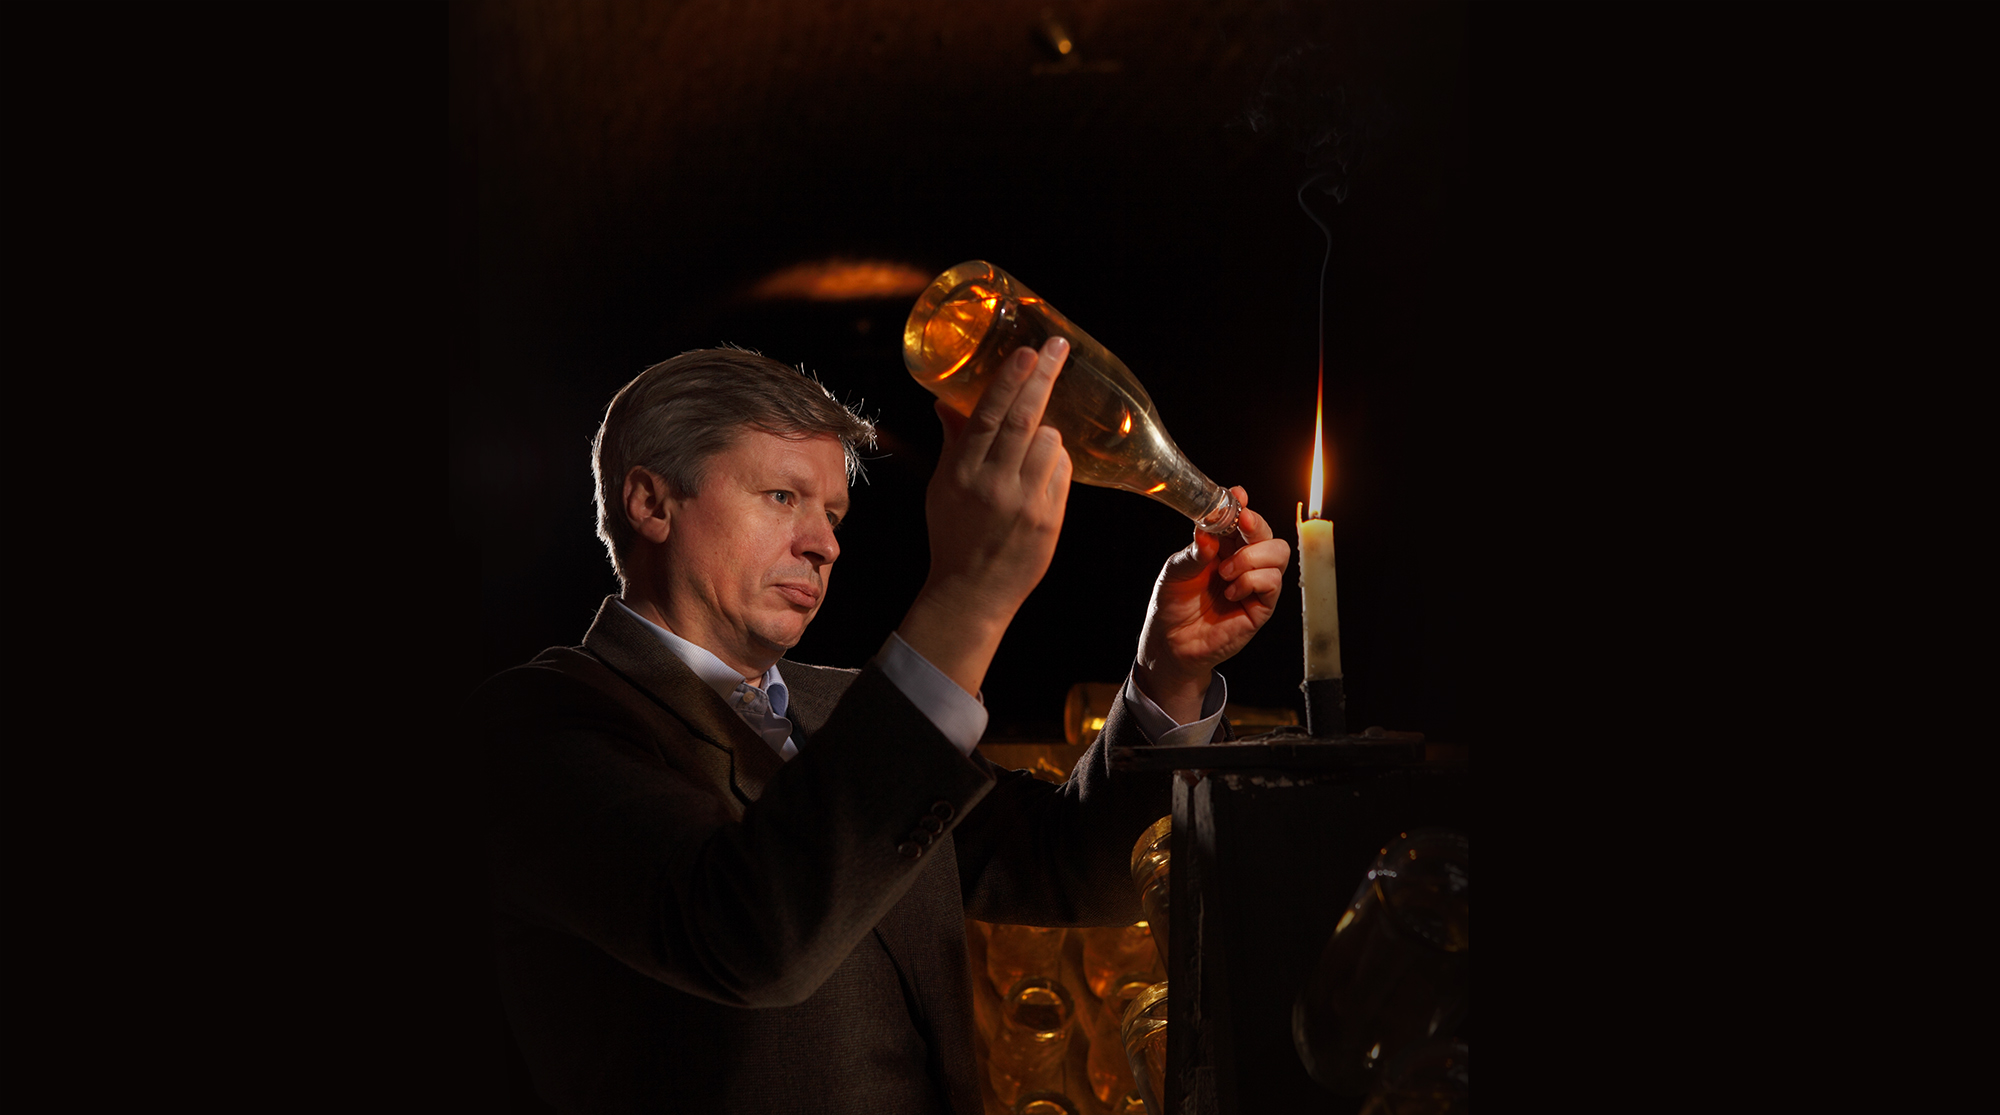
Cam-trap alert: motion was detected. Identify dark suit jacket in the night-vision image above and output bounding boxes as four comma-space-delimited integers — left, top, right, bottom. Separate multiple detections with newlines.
478, 597, 1176, 1113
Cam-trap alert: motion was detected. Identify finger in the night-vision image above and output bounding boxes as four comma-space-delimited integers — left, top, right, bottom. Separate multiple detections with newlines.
1022, 423, 1068, 501
1237, 508, 1272, 546
1044, 436, 1073, 514
1221, 538, 1292, 578
1189, 527, 1223, 570
1224, 567, 1286, 602
960, 345, 1042, 459
1231, 487, 1275, 544
988, 337, 1068, 472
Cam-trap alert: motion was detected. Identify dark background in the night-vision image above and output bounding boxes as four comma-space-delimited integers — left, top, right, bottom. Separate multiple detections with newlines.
456, 0, 1474, 745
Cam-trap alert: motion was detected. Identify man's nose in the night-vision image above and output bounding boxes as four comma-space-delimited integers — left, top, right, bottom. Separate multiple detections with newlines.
799, 515, 839, 566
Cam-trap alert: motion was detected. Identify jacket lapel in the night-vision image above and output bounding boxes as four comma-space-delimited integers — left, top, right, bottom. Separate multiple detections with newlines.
581, 597, 777, 808
775, 660, 859, 749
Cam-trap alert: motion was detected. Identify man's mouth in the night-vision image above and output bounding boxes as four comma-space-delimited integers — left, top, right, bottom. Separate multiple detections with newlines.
773, 582, 820, 609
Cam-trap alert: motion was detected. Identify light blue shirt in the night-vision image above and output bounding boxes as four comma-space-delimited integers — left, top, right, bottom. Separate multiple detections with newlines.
613, 600, 1224, 760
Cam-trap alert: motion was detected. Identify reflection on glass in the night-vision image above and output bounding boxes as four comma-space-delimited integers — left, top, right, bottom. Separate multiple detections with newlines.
1086, 972, 1154, 1107
1119, 980, 1169, 1115
1012, 1092, 1082, 1115
1293, 830, 1469, 1097
989, 977, 1075, 1108
904, 261, 1241, 534
987, 924, 1067, 1000
1358, 1038, 1468, 1115
1128, 817, 1172, 969
1081, 923, 1161, 1000
1064, 681, 1122, 747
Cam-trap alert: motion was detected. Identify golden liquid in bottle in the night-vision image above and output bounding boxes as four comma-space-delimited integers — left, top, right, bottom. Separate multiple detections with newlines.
905, 261, 1239, 533
989, 978, 1074, 1107
1086, 974, 1153, 1105
1119, 982, 1169, 1115
1081, 924, 1161, 1001
986, 924, 1067, 1000
1127, 816, 1172, 968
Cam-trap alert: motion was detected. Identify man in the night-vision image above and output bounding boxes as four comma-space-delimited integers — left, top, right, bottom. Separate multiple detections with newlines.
479, 339, 1290, 1112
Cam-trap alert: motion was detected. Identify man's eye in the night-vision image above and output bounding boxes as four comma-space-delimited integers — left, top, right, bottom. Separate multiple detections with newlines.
770, 491, 792, 505
826, 512, 842, 531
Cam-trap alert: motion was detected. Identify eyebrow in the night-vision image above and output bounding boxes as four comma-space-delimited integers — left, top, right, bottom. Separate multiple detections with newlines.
766, 470, 850, 513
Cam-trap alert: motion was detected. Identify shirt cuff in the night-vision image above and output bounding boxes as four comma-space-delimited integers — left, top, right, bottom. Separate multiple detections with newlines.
1122, 670, 1228, 746
873, 632, 989, 757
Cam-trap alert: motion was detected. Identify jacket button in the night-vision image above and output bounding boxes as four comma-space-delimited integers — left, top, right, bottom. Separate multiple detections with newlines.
910, 828, 934, 848
918, 814, 945, 835
931, 801, 955, 822
897, 841, 922, 860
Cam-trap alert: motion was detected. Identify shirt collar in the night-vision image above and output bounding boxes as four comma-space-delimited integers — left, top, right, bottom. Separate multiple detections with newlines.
614, 599, 787, 713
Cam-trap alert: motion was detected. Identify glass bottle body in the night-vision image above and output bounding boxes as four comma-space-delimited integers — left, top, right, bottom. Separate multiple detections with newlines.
1127, 816, 1172, 969
989, 977, 1075, 1108
1080, 923, 1160, 1001
1293, 830, 1469, 1097
986, 923, 1067, 1000
1085, 969, 1154, 1107
1119, 980, 1169, 1115
1012, 1092, 1082, 1115
1357, 1038, 1468, 1115
904, 261, 1240, 534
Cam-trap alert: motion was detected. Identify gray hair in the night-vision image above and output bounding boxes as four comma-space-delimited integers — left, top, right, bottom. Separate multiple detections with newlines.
593, 347, 877, 585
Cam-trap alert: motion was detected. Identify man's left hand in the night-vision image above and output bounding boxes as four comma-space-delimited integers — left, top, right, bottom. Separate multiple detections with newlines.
1133, 487, 1291, 724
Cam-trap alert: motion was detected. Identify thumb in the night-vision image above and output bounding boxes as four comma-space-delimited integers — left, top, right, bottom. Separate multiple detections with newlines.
1162, 529, 1219, 583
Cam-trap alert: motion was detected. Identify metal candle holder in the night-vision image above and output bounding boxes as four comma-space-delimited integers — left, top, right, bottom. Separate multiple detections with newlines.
1301, 677, 1345, 739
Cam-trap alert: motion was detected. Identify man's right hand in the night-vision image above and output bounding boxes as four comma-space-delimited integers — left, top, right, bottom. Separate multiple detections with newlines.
896, 337, 1073, 697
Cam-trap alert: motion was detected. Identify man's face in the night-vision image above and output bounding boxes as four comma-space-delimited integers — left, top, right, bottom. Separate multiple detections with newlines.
654, 430, 849, 677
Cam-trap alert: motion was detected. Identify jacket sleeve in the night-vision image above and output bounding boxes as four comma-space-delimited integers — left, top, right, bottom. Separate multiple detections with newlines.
951, 682, 1185, 927
480, 658, 994, 1009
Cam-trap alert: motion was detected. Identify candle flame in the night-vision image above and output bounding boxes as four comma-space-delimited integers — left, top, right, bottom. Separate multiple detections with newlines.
1308, 365, 1326, 517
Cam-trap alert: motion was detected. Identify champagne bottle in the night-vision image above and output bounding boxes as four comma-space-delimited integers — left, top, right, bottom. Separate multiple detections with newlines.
1293, 830, 1469, 1097
1081, 923, 1161, 1001
1086, 972, 1154, 1107
1120, 981, 1170, 1115
986, 924, 1067, 1000
1128, 817, 1172, 969
904, 261, 1241, 534
989, 977, 1075, 1108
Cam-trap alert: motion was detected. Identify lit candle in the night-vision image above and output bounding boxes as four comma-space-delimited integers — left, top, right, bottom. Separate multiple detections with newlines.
1299, 372, 1341, 680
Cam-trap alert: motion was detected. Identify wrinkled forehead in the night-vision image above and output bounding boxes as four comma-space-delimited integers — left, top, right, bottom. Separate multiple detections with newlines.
718, 428, 851, 501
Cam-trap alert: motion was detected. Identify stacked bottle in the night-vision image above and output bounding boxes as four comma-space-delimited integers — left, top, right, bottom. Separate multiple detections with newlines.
968, 813, 1180, 1115
987, 924, 1067, 1000
1358, 1038, 1468, 1115
1292, 830, 1469, 1099
989, 977, 1076, 1109
1080, 928, 1160, 1112
1127, 816, 1172, 967
1119, 982, 1170, 1115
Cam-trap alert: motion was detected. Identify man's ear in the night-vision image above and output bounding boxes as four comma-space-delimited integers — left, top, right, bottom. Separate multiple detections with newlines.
623, 467, 675, 544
